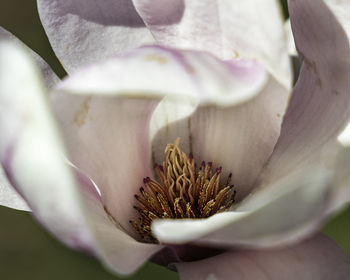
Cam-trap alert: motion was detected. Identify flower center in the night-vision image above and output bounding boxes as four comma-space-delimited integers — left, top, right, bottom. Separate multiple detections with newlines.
130, 139, 236, 243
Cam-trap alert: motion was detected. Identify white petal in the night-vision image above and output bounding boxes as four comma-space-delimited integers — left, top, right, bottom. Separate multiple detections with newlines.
285, 19, 297, 56
37, 0, 155, 73
73, 170, 163, 275
133, 0, 292, 88
0, 164, 29, 211
176, 234, 350, 280
190, 69, 289, 199
326, 144, 350, 213
55, 47, 268, 105
152, 166, 332, 247
206, 0, 350, 249
51, 46, 270, 235
337, 121, 350, 146
263, 0, 350, 185
0, 41, 161, 275
250, 0, 350, 231
0, 26, 59, 89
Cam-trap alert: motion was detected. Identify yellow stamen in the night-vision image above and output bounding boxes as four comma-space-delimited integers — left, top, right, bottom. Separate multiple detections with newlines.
130, 139, 236, 243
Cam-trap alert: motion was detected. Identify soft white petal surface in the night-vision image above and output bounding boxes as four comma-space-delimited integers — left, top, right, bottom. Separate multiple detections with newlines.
37, 0, 155, 73
176, 234, 350, 280
152, 166, 332, 247
133, 0, 291, 88
73, 170, 163, 275
55, 47, 268, 105
0, 164, 29, 211
0, 26, 59, 89
262, 0, 350, 185
335, 122, 350, 210
0, 39, 95, 252
285, 19, 297, 56
190, 69, 288, 200
148, 55, 288, 194
52, 46, 270, 234
327, 144, 350, 214
173, 0, 349, 251
0, 41, 161, 275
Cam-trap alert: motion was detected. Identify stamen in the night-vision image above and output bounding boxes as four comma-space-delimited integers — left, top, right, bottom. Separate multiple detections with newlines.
130, 138, 236, 243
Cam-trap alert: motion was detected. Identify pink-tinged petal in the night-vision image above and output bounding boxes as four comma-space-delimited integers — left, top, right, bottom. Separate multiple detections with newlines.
55, 46, 268, 105
261, 0, 350, 186
132, 0, 292, 88
37, 0, 155, 73
0, 41, 162, 275
190, 63, 289, 200
171, 0, 350, 251
0, 26, 59, 89
52, 94, 159, 238
51, 46, 271, 234
152, 166, 332, 247
0, 39, 95, 253
72, 170, 163, 275
332, 112, 350, 212
326, 144, 350, 214
176, 234, 350, 280
0, 164, 29, 211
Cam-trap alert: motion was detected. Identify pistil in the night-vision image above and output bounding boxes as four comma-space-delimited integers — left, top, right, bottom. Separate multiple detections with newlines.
130, 139, 236, 243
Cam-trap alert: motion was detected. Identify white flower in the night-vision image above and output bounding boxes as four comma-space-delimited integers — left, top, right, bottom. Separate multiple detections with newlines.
0, 0, 350, 279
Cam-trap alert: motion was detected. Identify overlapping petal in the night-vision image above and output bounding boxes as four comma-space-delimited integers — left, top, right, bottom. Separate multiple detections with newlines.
0, 26, 59, 89
262, 0, 350, 186
37, 0, 155, 73
254, 0, 350, 235
152, 165, 332, 246
132, 0, 292, 88
1, 1, 349, 277
51, 46, 274, 234
151, 0, 350, 248
0, 41, 162, 275
190, 67, 289, 200
176, 234, 350, 280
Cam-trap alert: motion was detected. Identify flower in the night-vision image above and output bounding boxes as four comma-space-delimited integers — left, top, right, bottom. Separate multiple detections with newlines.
1, 0, 350, 279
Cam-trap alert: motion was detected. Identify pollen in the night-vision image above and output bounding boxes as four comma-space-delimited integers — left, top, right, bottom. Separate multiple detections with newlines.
130, 138, 236, 243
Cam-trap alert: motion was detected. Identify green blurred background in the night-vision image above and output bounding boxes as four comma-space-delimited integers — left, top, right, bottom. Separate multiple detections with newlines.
0, 1, 349, 279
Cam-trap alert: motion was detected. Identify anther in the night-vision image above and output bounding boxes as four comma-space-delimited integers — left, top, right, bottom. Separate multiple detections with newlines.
130, 138, 236, 243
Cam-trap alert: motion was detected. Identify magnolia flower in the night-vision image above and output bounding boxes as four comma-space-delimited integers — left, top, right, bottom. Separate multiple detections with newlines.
1, 0, 350, 279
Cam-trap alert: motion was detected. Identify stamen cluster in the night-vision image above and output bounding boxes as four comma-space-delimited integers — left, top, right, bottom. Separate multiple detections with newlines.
130, 139, 236, 243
